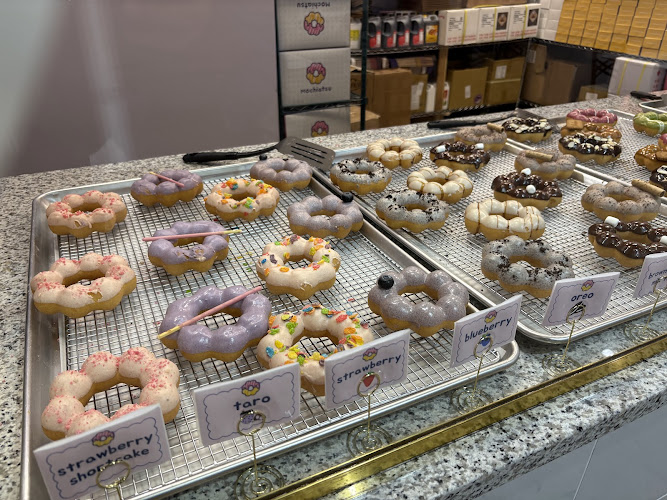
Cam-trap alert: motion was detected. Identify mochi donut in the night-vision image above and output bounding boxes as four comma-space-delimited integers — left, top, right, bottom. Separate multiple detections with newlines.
588, 218, 667, 268
455, 124, 507, 152
566, 109, 618, 129
205, 178, 280, 222
407, 166, 473, 204
368, 266, 469, 337
147, 220, 229, 276
558, 132, 621, 164
46, 190, 127, 238
581, 181, 661, 222
514, 149, 576, 181
249, 155, 313, 191
330, 158, 392, 195
367, 138, 423, 169
429, 141, 491, 171
256, 303, 374, 396
501, 117, 553, 143
41, 348, 180, 440
464, 199, 545, 240
561, 123, 622, 142
130, 169, 203, 207
256, 235, 341, 300
635, 145, 667, 172
287, 193, 363, 239
375, 190, 450, 233
30, 253, 136, 318
481, 236, 574, 298
492, 171, 562, 210
633, 112, 667, 136
159, 285, 271, 362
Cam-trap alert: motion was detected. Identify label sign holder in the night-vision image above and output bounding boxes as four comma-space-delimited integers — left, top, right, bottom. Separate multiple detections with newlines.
96, 459, 130, 499
542, 303, 586, 377
450, 335, 495, 413
625, 275, 667, 343
345, 372, 391, 456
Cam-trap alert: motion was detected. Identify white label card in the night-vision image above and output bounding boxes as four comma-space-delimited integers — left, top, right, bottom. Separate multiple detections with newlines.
634, 253, 667, 298
464, 85, 471, 99
451, 295, 521, 368
193, 363, 300, 447
324, 330, 409, 409
542, 272, 620, 327
34, 405, 170, 500
495, 64, 507, 80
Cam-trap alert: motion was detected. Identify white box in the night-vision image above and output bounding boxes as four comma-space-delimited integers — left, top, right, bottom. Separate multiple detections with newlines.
609, 57, 667, 96
540, 0, 551, 7
462, 8, 480, 44
276, 0, 350, 51
279, 48, 350, 106
548, 8, 561, 20
284, 107, 350, 138
524, 4, 541, 38
543, 29, 557, 40
508, 6, 527, 40
539, 15, 548, 29
438, 9, 465, 46
550, 0, 564, 9
547, 19, 559, 30
478, 7, 496, 43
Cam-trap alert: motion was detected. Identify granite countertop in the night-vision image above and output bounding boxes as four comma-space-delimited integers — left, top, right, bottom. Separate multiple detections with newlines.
5, 95, 664, 500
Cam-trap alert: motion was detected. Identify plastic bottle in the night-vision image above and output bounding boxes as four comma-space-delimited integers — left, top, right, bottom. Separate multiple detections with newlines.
410, 13, 424, 46
425, 83, 436, 112
396, 12, 411, 47
381, 14, 397, 49
423, 14, 439, 46
350, 19, 361, 49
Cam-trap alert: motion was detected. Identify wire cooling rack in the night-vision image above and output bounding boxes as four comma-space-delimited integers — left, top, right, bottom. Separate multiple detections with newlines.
24, 168, 518, 499
322, 134, 667, 344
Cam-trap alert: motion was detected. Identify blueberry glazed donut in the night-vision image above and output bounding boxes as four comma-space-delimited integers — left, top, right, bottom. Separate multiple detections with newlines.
130, 169, 203, 207
330, 158, 392, 195
287, 193, 363, 239
249, 155, 313, 191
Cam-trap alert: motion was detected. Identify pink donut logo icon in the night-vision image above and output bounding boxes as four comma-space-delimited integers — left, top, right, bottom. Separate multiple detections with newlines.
581, 280, 594, 292
311, 121, 329, 137
485, 311, 497, 323
92, 430, 115, 447
241, 380, 260, 397
363, 348, 378, 361
304, 12, 325, 36
306, 63, 326, 84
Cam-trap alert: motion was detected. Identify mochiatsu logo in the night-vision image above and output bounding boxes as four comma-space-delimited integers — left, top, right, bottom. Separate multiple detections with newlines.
362, 347, 377, 361
311, 120, 329, 137
306, 62, 326, 84
241, 380, 260, 396
581, 280, 594, 291
92, 430, 114, 447
304, 12, 325, 36
485, 311, 497, 323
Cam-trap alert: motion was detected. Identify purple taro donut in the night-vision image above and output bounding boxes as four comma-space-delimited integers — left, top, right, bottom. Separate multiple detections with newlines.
130, 169, 203, 207
148, 220, 229, 275
287, 194, 363, 239
368, 266, 469, 337
249, 155, 312, 191
159, 285, 271, 362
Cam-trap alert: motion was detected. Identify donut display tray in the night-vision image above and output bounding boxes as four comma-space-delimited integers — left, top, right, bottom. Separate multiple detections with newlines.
639, 99, 667, 115
22, 165, 519, 499
315, 134, 667, 344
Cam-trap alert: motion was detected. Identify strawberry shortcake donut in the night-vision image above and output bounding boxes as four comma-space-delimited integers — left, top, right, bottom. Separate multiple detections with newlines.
46, 190, 127, 238
205, 178, 280, 222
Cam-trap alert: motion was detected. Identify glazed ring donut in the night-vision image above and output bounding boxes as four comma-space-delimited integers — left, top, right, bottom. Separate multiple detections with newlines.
330, 158, 392, 195
41, 348, 180, 440
492, 170, 562, 210
159, 285, 271, 362
367, 266, 469, 337
635, 145, 667, 172
256, 303, 374, 396
375, 190, 450, 233
367, 137, 423, 169
464, 199, 545, 240
558, 132, 622, 164
130, 169, 203, 207
481, 236, 574, 298
429, 141, 491, 171
30, 253, 136, 318
561, 123, 622, 142
249, 155, 313, 191
287, 194, 363, 239
148, 220, 229, 276
205, 178, 280, 222
581, 181, 661, 222
256, 235, 341, 300
455, 124, 507, 152
633, 112, 667, 136
514, 149, 576, 181
588, 217, 667, 268
566, 109, 618, 129
501, 117, 553, 143
406, 166, 473, 204
46, 190, 127, 238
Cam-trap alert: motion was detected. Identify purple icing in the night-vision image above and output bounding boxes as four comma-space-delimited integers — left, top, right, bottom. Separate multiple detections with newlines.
159, 285, 271, 355
131, 169, 202, 196
148, 221, 229, 265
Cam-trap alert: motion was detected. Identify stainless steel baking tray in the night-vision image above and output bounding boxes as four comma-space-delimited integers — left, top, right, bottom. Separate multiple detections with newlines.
314, 134, 667, 344
639, 99, 667, 114
21, 164, 519, 499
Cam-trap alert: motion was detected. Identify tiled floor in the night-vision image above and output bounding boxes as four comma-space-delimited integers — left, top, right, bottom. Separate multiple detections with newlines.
477, 402, 667, 500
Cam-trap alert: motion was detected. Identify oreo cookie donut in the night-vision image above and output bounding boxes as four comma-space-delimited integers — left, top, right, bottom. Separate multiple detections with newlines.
501, 117, 553, 143
407, 166, 473, 204
456, 124, 507, 152
375, 191, 450, 233
558, 132, 621, 164
249, 155, 312, 191
635, 145, 667, 172
581, 181, 661, 222
492, 171, 562, 209
287, 194, 363, 239
481, 236, 574, 298
588, 217, 667, 268
428, 141, 491, 171
633, 112, 667, 136
566, 109, 618, 129
368, 266, 469, 336
514, 149, 576, 181
330, 158, 392, 195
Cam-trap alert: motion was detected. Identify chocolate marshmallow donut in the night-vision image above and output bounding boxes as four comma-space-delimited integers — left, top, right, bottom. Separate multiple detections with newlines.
492, 171, 562, 209
588, 218, 667, 267
429, 141, 491, 171
558, 132, 622, 164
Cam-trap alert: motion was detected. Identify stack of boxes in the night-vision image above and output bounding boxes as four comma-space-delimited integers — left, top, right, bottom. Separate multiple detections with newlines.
276, 0, 351, 138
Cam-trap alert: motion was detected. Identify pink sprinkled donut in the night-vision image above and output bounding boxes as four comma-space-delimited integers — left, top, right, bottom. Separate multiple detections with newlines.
566, 109, 618, 128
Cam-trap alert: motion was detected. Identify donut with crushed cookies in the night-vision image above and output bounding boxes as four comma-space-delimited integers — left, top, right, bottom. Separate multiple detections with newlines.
492, 170, 562, 209
330, 158, 392, 195
581, 181, 660, 222
375, 190, 450, 233
588, 217, 667, 267
429, 141, 491, 171
407, 166, 473, 204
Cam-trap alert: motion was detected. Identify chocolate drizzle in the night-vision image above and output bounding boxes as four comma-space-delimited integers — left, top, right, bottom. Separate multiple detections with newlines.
650, 166, 667, 189
429, 141, 491, 169
588, 222, 667, 259
491, 172, 561, 200
502, 117, 552, 136
559, 132, 622, 156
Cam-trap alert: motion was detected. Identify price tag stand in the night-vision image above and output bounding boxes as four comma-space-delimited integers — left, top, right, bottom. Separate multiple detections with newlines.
542, 304, 586, 376
346, 372, 391, 456
451, 334, 494, 413
625, 275, 667, 343
96, 459, 130, 499
234, 411, 285, 500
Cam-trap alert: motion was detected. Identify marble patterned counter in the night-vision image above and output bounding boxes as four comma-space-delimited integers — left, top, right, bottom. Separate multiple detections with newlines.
5, 95, 663, 500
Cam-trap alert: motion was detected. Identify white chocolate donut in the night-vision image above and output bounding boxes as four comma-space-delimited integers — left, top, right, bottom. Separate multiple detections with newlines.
464, 199, 545, 240
406, 166, 473, 204
367, 137, 423, 169
46, 190, 127, 238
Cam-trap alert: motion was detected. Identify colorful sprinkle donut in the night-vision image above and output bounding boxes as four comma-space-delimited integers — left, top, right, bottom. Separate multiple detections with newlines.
205, 178, 280, 222
256, 235, 341, 300
46, 190, 127, 238
407, 166, 473, 204
287, 194, 363, 239
159, 285, 271, 362
249, 155, 312, 191
376, 190, 450, 233
306, 62, 326, 84
330, 158, 392, 195
130, 169, 203, 207
257, 303, 374, 396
